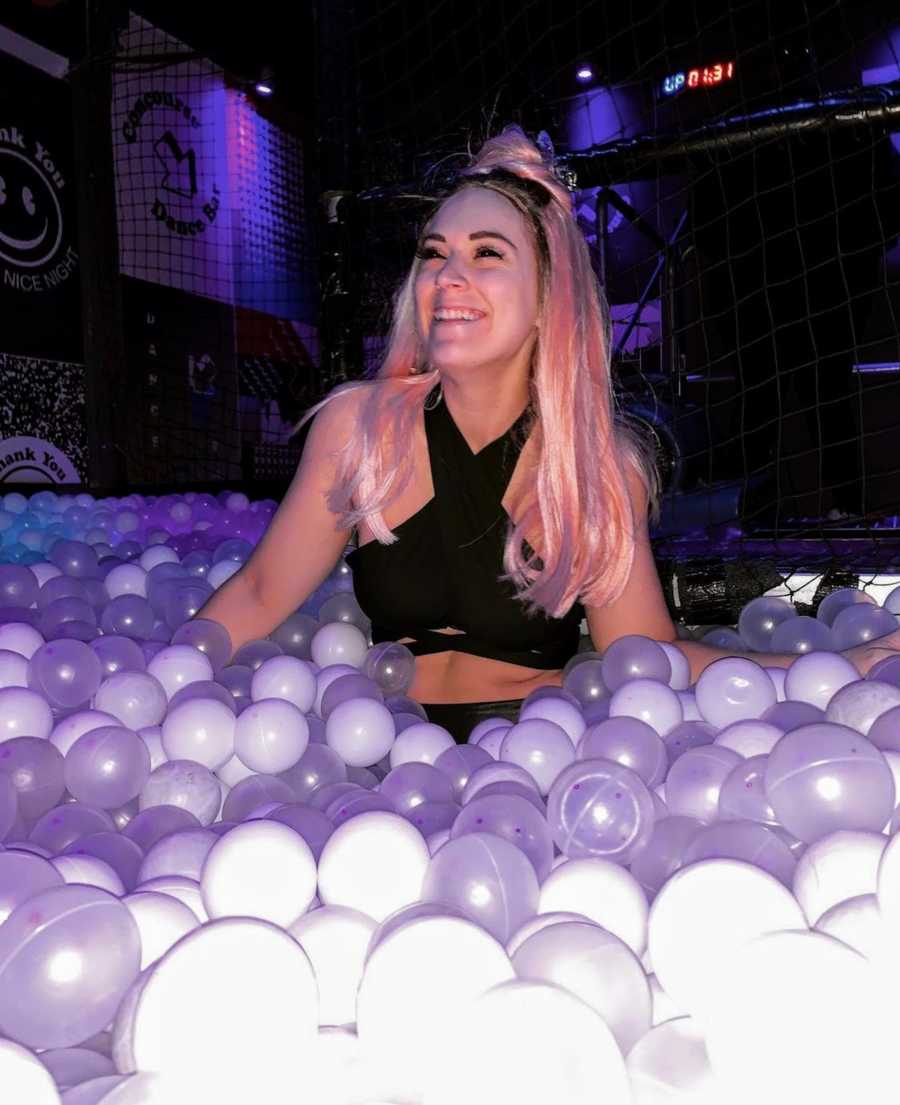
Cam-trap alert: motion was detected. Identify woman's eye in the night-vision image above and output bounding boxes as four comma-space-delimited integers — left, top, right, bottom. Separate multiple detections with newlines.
415, 245, 504, 261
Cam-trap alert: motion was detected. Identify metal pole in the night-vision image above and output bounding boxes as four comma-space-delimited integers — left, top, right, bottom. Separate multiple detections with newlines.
69, 0, 129, 491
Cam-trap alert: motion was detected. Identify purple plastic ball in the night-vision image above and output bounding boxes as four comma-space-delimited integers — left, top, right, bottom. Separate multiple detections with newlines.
0, 884, 141, 1048
717, 755, 778, 825
277, 744, 347, 802
378, 762, 455, 813
421, 830, 540, 943
764, 723, 895, 842
662, 720, 716, 766
629, 815, 702, 899
267, 803, 333, 860
28, 803, 115, 853
121, 805, 201, 851
451, 792, 554, 880
65, 726, 151, 809
546, 758, 655, 863
0, 737, 65, 821
664, 745, 742, 823
577, 717, 667, 787
432, 744, 493, 801
601, 635, 672, 693
694, 658, 777, 728
682, 819, 797, 885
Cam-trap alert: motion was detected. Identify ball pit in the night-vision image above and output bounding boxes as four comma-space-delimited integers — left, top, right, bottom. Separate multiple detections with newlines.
1, 490, 900, 1101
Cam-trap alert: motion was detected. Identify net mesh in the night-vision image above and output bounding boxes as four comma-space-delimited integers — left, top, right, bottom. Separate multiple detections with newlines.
93, 1, 900, 620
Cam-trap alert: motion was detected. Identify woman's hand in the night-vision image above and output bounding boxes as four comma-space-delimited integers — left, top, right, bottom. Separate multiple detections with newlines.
842, 628, 900, 678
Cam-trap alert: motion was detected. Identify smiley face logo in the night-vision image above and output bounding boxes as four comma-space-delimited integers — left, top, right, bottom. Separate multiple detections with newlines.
0, 147, 62, 268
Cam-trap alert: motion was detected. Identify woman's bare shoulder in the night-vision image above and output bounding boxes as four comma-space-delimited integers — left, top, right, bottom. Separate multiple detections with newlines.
315, 380, 377, 435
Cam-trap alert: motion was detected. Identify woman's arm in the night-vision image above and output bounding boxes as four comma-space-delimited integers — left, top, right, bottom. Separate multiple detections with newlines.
194, 388, 362, 660
583, 464, 900, 683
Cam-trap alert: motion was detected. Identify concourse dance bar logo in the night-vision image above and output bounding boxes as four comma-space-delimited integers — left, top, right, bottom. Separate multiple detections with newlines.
0, 122, 78, 294
120, 89, 221, 239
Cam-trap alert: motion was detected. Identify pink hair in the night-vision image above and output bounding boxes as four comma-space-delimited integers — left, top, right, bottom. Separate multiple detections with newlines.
296, 125, 660, 619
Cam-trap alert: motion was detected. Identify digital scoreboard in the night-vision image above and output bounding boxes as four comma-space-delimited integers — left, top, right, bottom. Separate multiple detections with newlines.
662, 61, 736, 97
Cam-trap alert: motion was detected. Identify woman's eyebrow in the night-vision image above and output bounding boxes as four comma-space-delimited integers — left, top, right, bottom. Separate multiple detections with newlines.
418, 230, 518, 251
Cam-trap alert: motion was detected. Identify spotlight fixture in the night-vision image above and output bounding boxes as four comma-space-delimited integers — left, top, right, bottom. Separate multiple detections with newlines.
255, 65, 274, 96
575, 64, 594, 83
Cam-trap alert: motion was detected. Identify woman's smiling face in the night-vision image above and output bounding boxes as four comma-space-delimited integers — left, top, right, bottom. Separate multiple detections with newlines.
414, 185, 541, 376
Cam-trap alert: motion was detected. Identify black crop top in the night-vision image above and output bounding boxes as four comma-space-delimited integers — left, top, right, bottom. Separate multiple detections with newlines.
345, 384, 584, 670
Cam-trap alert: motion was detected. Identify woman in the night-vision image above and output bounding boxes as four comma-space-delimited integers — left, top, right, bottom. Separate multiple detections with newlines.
197, 126, 899, 741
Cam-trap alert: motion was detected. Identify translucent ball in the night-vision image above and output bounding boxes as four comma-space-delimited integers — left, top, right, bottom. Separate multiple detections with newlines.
278, 743, 347, 802
770, 615, 836, 654
562, 658, 607, 707
90, 635, 146, 678
578, 717, 667, 788
363, 641, 416, 695
628, 815, 703, 899
664, 745, 742, 823
764, 723, 895, 842
421, 831, 539, 943
682, 820, 796, 885
432, 744, 493, 801
0, 565, 38, 608
65, 726, 151, 809
831, 604, 898, 650
170, 618, 232, 670
451, 792, 554, 881
737, 596, 796, 651
0, 884, 141, 1049
379, 762, 454, 814
320, 673, 383, 720
99, 595, 154, 639
317, 592, 371, 636
268, 613, 319, 660
547, 758, 655, 863
0, 737, 65, 821
48, 540, 99, 579
662, 720, 716, 766
816, 587, 877, 627
717, 754, 778, 824
221, 774, 294, 823
601, 635, 671, 693
27, 639, 103, 708
28, 802, 115, 853
267, 804, 334, 861
122, 805, 201, 851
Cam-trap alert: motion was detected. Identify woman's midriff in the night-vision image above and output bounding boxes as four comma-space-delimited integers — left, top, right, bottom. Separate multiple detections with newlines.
354, 397, 563, 704
397, 627, 564, 704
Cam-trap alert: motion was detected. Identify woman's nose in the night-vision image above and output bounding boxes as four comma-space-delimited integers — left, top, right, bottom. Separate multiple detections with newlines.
435, 258, 467, 288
